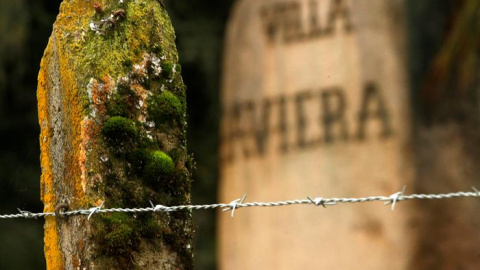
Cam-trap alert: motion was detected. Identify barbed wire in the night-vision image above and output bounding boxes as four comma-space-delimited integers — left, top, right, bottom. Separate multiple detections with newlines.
1, 187, 479, 220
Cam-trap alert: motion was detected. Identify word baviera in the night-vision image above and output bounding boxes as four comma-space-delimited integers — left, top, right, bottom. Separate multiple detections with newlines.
221, 82, 393, 163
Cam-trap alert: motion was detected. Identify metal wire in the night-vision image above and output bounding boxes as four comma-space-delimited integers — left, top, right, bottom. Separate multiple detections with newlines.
1, 187, 479, 220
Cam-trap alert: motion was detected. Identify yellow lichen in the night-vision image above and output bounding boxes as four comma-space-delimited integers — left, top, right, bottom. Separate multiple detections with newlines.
55, 28, 87, 206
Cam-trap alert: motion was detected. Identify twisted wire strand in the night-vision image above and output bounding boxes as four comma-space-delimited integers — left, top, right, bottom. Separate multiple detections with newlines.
1, 188, 479, 219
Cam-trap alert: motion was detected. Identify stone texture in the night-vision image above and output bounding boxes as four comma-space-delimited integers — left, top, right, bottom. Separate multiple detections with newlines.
220, 0, 480, 269
37, 1, 193, 269
219, 0, 413, 269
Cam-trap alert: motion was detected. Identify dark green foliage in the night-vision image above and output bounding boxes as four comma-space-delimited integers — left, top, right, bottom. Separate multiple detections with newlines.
125, 149, 149, 174
174, 64, 182, 75
147, 90, 185, 126
102, 116, 138, 147
152, 44, 163, 55
137, 214, 162, 238
167, 147, 185, 164
96, 212, 138, 256
161, 61, 174, 78
144, 150, 175, 185
106, 84, 137, 118
106, 98, 130, 117
105, 223, 135, 253
122, 59, 133, 69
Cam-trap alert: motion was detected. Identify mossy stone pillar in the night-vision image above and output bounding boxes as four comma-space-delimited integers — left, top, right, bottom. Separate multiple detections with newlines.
37, 1, 193, 269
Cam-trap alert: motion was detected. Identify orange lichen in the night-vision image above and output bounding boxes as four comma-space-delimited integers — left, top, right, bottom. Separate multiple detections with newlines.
55, 28, 87, 206
37, 2, 96, 268
37, 43, 64, 270
43, 220, 63, 270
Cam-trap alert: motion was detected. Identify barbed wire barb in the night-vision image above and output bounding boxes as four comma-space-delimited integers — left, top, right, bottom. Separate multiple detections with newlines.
87, 202, 104, 220
307, 196, 337, 208
150, 201, 171, 212
222, 194, 247, 218
17, 209, 35, 219
384, 186, 406, 211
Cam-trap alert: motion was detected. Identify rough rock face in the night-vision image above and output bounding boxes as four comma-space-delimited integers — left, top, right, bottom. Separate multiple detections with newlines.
37, 1, 193, 269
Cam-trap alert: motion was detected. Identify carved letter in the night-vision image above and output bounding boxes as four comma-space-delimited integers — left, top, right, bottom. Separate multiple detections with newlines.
325, 0, 353, 35
356, 82, 393, 140
283, 2, 305, 43
308, 0, 323, 38
322, 88, 348, 143
260, 5, 281, 44
278, 96, 289, 153
228, 101, 253, 159
253, 99, 272, 156
296, 91, 316, 149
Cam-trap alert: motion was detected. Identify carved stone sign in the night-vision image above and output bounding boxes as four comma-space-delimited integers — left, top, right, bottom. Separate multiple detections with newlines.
219, 0, 413, 269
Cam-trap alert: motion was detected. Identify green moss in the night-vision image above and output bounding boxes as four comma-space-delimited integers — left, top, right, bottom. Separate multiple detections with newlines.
174, 64, 182, 75
152, 44, 163, 55
106, 95, 130, 117
161, 61, 174, 79
122, 59, 133, 69
106, 81, 139, 118
69, 0, 179, 84
168, 147, 186, 164
105, 212, 131, 225
102, 116, 138, 146
138, 132, 156, 149
105, 224, 135, 251
171, 82, 187, 99
138, 216, 161, 238
125, 149, 149, 174
186, 153, 196, 175
147, 90, 185, 126
94, 212, 138, 256
144, 150, 175, 185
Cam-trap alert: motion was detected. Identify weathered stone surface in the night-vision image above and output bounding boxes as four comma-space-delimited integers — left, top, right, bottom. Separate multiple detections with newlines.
219, 0, 413, 269
37, 1, 193, 269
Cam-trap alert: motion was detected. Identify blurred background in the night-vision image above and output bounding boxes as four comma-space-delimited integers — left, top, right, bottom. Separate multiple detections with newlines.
0, 0, 479, 269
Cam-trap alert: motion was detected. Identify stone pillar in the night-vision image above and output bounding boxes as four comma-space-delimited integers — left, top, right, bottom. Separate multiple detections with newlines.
37, 1, 193, 269
219, 0, 413, 269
